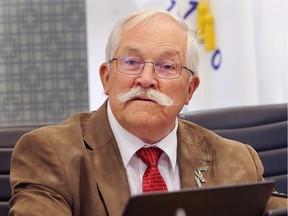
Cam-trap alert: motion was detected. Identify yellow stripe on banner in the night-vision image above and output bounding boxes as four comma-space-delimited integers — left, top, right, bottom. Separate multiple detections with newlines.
196, 0, 216, 51
204, 12, 215, 51
197, 0, 208, 41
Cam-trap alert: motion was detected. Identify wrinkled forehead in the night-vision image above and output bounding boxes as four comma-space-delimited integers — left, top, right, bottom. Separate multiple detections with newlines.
117, 15, 186, 59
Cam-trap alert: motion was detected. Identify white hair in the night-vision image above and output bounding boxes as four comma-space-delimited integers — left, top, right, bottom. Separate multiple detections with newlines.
105, 9, 199, 74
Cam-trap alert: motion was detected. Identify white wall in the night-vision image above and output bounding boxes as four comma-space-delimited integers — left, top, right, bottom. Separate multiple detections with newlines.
85, 0, 287, 111
252, 0, 287, 104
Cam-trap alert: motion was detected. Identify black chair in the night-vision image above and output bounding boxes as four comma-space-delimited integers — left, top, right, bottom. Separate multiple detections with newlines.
179, 103, 288, 194
0, 125, 42, 216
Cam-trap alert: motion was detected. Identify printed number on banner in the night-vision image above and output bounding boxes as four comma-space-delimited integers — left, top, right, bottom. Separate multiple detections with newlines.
167, 0, 222, 71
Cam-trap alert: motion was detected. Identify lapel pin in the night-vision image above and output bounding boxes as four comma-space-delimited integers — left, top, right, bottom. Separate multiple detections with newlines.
194, 176, 203, 188
194, 166, 209, 188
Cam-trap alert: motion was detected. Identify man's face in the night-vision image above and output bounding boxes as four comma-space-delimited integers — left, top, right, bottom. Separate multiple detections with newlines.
100, 15, 199, 143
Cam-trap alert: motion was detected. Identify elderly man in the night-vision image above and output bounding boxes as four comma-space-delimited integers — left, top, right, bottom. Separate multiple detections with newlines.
9, 9, 286, 216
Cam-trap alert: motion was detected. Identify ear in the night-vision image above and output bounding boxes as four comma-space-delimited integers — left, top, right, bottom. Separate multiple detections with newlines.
185, 74, 200, 105
99, 63, 110, 95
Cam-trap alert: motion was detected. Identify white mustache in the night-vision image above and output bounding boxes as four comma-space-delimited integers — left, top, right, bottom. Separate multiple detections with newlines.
117, 86, 174, 107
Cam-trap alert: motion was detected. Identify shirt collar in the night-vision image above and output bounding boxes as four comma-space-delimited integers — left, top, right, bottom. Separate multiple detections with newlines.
107, 101, 178, 171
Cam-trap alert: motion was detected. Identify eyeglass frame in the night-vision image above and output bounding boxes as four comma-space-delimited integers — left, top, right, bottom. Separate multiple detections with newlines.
108, 56, 195, 79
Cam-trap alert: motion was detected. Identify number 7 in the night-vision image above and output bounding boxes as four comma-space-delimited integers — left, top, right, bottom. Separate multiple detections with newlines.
183, 1, 198, 19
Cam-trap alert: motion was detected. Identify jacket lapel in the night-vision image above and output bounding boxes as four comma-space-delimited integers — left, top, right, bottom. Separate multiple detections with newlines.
177, 120, 218, 189
83, 102, 131, 216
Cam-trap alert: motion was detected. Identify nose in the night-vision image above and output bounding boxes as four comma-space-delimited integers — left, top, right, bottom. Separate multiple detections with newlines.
135, 62, 159, 88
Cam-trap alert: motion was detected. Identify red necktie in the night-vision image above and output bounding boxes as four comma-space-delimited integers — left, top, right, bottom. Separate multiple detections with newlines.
136, 147, 168, 192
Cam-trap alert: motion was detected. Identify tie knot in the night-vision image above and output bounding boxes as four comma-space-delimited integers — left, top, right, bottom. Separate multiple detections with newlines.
136, 147, 163, 167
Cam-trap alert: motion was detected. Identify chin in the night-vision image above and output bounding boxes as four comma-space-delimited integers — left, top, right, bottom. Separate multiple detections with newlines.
126, 110, 171, 128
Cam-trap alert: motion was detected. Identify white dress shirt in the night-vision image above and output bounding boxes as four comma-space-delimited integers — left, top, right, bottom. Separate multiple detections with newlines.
107, 101, 180, 196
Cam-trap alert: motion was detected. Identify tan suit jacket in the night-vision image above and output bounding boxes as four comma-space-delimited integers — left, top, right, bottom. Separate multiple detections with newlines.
9, 102, 287, 216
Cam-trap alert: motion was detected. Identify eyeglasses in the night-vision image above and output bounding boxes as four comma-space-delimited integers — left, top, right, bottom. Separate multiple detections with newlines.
108, 56, 194, 79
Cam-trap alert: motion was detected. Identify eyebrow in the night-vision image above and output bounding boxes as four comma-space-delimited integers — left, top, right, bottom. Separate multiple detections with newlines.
122, 46, 143, 54
159, 50, 180, 57
121, 46, 180, 57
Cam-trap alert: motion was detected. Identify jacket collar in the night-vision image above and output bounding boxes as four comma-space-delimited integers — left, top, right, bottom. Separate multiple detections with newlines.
83, 101, 131, 215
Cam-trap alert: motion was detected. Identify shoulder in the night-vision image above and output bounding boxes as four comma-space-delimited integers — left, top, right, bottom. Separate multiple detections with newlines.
178, 118, 232, 144
24, 111, 93, 138
178, 118, 255, 153
14, 111, 96, 154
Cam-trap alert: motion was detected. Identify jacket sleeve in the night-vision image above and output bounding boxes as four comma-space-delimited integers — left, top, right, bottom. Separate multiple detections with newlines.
244, 144, 264, 181
9, 132, 73, 216
245, 145, 287, 210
